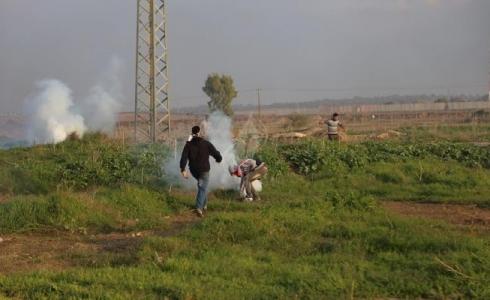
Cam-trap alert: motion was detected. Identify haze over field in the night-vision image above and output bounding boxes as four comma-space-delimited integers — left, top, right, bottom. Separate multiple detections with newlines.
0, 0, 489, 113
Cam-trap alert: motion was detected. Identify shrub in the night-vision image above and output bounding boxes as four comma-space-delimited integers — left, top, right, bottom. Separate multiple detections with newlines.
0, 134, 172, 195
279, 141, 325, 176
255, 144, 289, 178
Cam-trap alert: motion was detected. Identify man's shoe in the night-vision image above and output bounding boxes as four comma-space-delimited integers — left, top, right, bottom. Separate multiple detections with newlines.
203, 205, 208, 211
245, 197, 254, 202
195, 209, 204, 218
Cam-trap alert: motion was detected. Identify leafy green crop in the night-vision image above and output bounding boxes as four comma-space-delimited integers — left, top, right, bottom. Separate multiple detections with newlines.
258, 139, 490, 177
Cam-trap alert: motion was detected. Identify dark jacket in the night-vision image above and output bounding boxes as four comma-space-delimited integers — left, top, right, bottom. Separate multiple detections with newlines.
180, 136, 222, 178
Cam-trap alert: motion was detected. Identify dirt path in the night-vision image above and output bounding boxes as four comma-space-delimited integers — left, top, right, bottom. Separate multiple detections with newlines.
0, 211, 200, 275
383, 201, 490, 232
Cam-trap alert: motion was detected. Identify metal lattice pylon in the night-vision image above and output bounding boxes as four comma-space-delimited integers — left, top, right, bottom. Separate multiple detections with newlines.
134, 0, 170, 143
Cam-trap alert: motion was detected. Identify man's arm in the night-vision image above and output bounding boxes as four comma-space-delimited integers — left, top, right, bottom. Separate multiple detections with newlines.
208, 142, 222, 163
179, 143, 190, 172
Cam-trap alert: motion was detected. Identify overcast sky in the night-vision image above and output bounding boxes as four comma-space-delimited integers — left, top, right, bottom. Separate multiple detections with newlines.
0, 0, 489, 113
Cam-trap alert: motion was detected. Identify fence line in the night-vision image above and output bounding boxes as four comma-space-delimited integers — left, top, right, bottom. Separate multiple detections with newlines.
255, 101, 490, 115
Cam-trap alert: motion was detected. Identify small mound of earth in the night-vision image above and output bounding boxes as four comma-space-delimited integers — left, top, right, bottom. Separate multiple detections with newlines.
383, 201, 490, 230
375, 130, 404, 140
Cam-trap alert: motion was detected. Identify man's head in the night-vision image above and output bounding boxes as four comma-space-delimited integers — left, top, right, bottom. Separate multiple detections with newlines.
192, 126, 200, 136
332, 113, 339, 121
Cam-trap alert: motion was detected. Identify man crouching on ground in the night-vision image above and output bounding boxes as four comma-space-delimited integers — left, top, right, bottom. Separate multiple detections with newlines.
229, 158, 268, 202
180, 126, 222, 217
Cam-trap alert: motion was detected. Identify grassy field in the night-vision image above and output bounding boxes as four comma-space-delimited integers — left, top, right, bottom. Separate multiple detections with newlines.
342, 121, 490, 143
0, 135, 489, 299
399, 124, 490, 143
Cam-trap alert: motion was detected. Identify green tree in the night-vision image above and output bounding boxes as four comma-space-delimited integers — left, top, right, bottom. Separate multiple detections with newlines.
202, 73, 238, 116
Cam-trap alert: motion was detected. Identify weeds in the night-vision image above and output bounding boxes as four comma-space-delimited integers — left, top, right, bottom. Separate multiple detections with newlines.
0, 185, 176, 234
0, 134, 168, 194
1, 136, 490, 299
326, 191, 377, 211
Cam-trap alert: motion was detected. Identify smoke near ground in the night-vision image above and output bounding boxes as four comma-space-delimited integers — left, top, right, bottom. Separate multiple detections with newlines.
206, 111, 240, 190
24, 58, 122, 144
26, 80, 86, 144
164, 111, 240, 192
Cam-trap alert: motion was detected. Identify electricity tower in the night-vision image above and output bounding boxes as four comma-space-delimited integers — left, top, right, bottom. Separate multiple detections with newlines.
134, 0, 170, 143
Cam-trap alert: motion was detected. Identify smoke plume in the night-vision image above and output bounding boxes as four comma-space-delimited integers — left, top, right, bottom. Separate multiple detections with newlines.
206, 111, 240, 190
26, 80, 86, 144
25, 57, 122, 144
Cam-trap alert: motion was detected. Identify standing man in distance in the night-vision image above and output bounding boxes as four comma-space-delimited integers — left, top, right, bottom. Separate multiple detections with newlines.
325, 113, 345, 141
180, 126, 222, 217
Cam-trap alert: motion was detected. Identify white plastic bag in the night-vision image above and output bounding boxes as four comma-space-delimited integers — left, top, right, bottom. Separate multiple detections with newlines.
251, 180, 262, 192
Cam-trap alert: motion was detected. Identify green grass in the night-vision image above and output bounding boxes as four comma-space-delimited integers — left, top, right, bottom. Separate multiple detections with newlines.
0, 133, 168, 195
321, 159, 490, 206
400, 124, 490, 143
1, 136, 490, 299
257, 139, 490, 205
0, 185, 177, 234
1, 175, 489, 299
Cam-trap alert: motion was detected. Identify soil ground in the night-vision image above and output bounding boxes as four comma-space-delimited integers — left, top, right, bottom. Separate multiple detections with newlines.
383, 201, 490, 232
0, 211, 200, 275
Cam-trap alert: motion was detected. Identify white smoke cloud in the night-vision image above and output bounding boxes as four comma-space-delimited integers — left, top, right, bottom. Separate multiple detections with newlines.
164, 111, 240, 191
26, 80, 86, 144
206, 111, 240, 190
25, 57, 123, 144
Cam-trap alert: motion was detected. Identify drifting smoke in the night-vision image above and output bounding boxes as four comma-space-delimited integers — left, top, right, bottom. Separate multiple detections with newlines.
80, 86, 120, 134
80, 57, 122, 134
25, 57, 122, 144
165, 111, 240, 191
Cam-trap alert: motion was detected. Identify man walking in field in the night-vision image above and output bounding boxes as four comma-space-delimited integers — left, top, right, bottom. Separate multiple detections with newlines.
325, 113, 345, 141
180, 126, 222, 217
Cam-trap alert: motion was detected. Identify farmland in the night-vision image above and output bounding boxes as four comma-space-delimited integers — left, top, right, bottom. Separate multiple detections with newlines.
0, 132, 489, 299
2, 0, 490, 298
